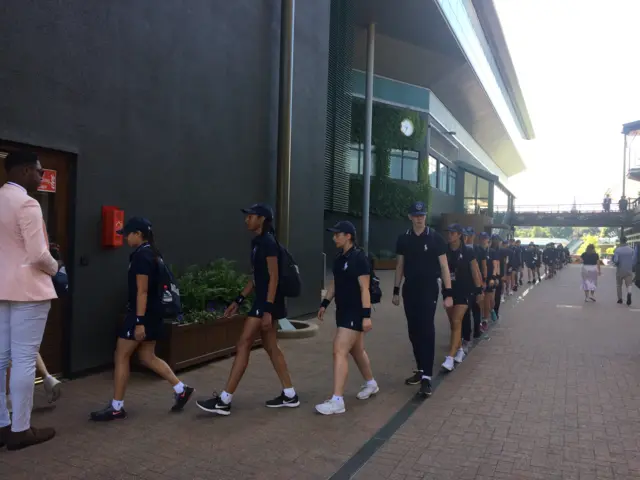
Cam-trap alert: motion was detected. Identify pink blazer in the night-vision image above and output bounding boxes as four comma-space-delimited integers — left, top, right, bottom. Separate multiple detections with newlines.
0, 183, 58, 301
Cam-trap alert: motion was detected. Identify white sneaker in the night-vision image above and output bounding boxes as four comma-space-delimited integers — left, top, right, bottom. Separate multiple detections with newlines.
315, 398, 346, 415
356, 383, 379, 400
43, 376, 62, 403
442, 356, 455, 372
454, 348, 466, 364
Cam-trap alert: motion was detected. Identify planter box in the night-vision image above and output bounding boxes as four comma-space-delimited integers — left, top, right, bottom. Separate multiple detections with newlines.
153, 315, 261, 372
374, 258, 397, 270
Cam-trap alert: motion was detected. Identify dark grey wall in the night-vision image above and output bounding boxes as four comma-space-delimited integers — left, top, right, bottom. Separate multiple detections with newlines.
0, 0, 330, 373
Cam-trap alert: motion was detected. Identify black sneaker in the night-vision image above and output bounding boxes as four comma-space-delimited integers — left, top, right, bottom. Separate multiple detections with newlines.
90, 404, 127, 422
405, 370, 422, 385
265, 391, 301, 408
418, 378, 432, 397
196, 393, 231, 416
627, 293, 632, 306
617, 298, 623, 304
171, 386, 195, 412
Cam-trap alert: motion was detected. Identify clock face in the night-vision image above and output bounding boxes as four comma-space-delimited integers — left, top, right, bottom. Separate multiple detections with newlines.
400, 118, 414, 137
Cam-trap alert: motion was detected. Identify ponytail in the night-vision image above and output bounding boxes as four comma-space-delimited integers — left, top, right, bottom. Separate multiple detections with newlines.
144, 228, 162, 259
262, 218, 276, 236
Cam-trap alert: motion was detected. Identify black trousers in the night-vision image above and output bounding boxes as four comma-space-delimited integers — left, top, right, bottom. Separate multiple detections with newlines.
462, 295, 482, 341
494, 282, 503, 315
402, 282, 438, 377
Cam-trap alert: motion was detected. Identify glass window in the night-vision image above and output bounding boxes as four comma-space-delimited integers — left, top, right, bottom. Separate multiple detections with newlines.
464, 198, 477, 213
428, 156, 438, 187
402, 150, 419, 182
389, 150, 403, 180
464, 172, 477, 198
348, 145, 360, 174
347, 143, 376, 175
439, 164, 448, 191
476, 198, 489, 214
448, 170, 456, 196
477, 177, 490, 198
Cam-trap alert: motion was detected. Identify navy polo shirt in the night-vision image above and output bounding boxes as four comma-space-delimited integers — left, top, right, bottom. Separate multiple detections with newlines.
332, 247, 370, 313
251, 232, 280, 301
128, 243, 161, 316
396, 227, 447, 287
447, 244, 475, 293
488, 248, 500, 277
498, 247, 510, 275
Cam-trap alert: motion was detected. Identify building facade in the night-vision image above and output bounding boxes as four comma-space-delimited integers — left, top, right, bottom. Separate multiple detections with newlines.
0, 0, 533, 376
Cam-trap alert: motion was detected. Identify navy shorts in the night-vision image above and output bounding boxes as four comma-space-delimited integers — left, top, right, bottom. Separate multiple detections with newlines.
119, 312, 164, 341
247, 297, 287, 320
335, 310, 363, 332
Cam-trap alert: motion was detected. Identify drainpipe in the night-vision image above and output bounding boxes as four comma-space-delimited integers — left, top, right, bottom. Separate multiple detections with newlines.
276, 0, 295, 248
362, 22, 375, 254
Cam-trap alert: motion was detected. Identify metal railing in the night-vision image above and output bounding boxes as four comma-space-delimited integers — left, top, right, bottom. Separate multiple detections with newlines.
494, 200, 639, 215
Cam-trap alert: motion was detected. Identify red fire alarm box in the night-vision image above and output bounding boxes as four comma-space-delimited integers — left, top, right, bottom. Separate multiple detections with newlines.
102, 206, 124, 248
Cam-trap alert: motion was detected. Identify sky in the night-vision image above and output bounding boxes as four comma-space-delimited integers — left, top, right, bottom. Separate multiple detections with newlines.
495, 0, 640, 207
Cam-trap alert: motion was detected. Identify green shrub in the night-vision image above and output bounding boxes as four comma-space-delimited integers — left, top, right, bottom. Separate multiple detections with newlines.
177, 259, 252, 324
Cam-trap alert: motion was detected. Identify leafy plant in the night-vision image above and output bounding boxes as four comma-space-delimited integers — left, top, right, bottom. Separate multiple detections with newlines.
177, 259, 252, 324
349, 100, 431, 219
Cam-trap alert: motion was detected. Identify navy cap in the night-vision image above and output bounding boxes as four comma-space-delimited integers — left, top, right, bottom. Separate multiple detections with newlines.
117, 216, 152, 236
241, 202, 274, 221
408, 201, 427, 216
463, 226, 475, 236
327, 220, 357, 236
445, 223, 464, 234
479, 232, 490, 239
491, 234, 502, 241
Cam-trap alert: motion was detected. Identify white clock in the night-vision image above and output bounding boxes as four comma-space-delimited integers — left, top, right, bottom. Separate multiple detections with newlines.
400, 118, 414, 137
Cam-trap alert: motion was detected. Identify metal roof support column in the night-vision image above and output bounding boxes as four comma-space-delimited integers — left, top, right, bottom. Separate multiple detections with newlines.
362, 22, 375, 253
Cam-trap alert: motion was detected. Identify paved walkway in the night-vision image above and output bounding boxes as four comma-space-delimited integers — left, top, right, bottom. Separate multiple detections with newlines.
2, 265, 640, 480
354, 265, 640, 480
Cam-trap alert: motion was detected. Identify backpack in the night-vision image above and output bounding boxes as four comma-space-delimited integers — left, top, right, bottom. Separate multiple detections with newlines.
366, 252, 382, 304
156, 257, 183, 319
275, 241, 302, 298
52, 266, 69, 297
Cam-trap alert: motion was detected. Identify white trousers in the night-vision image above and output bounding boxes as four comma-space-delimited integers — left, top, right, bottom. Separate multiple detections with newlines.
0, 300, 50, 432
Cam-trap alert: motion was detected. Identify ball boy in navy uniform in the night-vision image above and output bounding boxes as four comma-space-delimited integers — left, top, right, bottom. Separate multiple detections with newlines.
461, 227, 484, 349
441, 224, 483, 372
197, 204, 299, 416
316, 221, 378, 415
90, 217, 194, 421
392, 201, 453, 398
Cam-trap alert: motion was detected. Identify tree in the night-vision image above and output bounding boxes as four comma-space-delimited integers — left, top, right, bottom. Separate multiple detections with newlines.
549, 226, 573, 239
514, 227, 533, 237
599, 227, 618, 238
576, 234, 600, 255
531, 226, 551, 238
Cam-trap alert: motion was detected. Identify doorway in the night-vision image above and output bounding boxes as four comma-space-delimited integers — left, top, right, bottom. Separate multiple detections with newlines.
0, 141, 75, 376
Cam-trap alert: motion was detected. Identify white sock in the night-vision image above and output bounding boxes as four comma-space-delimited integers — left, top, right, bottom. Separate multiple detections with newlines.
283, 387, 296, 398
331, 395, 344, 403
221, 391, 233, 404
173, 381, 185, 394
366, 379, 377, 387
111, 399, 124, 411
421, 375, 431, 380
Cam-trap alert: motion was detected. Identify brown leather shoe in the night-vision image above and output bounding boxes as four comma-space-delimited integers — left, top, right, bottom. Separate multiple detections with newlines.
6, 426, 56, 451
0, 425, 9, 448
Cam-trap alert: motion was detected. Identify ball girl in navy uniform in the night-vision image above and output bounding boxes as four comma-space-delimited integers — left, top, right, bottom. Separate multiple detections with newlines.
315, 221, 378, 415
441, 224, 483, 372
197, 203, 299, 416
90, 217, 194, 421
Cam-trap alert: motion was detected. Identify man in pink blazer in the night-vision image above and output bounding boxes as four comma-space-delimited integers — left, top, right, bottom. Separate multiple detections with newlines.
0, 151, 58, 450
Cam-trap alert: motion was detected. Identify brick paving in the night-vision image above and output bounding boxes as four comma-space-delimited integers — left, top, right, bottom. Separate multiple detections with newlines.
2, 265, 638, 479
0, 271, 455, 479
354, 265, 640, 480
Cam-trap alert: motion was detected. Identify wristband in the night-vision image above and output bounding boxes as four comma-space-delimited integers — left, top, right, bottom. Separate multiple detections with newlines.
135, 317, 143, 324
320, 298, 331, 309
442, 288, 453, 300
235, 294, 245, 305
361, 308, 371, 318
263, 302, 274, 314
474, 286, 483, 295
393, 286, 400, 296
